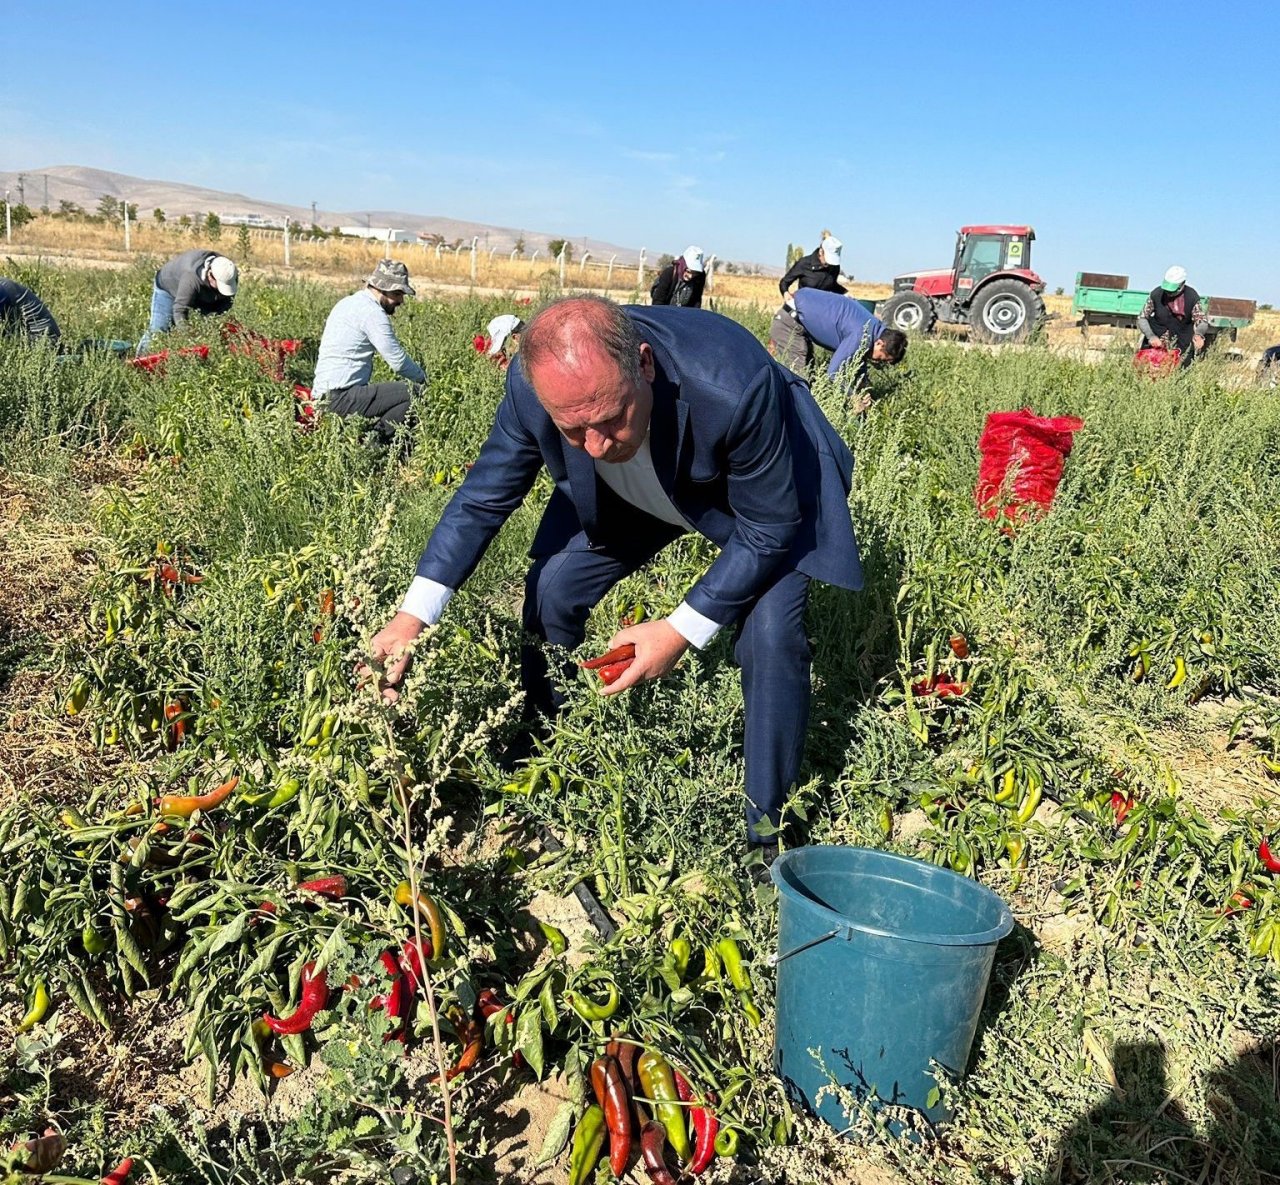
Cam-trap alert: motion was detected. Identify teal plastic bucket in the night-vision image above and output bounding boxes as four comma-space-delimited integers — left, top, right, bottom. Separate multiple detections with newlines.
770, 846, 1013, 1134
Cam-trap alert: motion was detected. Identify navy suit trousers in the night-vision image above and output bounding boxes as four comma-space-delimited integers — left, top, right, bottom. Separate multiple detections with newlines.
521, 517, 812, 844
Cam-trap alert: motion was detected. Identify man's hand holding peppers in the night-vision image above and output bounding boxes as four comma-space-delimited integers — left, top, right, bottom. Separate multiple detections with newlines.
596, 619, 688, 697
365, 611, 425, 703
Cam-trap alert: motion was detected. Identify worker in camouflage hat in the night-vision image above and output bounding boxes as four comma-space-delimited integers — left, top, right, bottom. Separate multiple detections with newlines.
311, 259, 427, 447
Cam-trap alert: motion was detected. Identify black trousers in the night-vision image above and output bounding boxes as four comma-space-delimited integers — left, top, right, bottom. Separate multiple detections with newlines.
324, 382, 418, 445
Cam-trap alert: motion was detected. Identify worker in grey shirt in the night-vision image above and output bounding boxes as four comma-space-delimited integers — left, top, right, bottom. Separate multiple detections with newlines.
138, 249, 238, 351
0, 277, 61, 342
311, 260, 427, 446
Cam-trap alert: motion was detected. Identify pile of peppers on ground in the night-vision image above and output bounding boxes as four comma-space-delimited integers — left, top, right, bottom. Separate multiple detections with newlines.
569, 1039, 738, 1184
562, 937, 756, 1183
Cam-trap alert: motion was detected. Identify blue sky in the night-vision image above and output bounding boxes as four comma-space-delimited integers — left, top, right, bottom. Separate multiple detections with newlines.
2, 1, 1278, 300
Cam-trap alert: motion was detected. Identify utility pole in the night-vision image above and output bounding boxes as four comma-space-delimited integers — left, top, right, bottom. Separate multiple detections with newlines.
311, 200, 317, 225
4, 192, 11, 243
43, 175, 49, 211
16, 175, 24, 205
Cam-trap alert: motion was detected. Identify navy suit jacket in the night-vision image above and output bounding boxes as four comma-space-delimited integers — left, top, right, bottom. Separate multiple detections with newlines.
416, 306, 862, 625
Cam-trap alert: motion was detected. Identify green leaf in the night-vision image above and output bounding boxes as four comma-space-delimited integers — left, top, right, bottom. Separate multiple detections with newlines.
517, 1005, 545, 1079
243, 931, 290, 981
354, 1115, 380, 1138
207, 913, 249, 958
539, 977, 559, 1030
312, 922, 349, 977
926, 1086, 941, 1109
535, 1100, 574, 1166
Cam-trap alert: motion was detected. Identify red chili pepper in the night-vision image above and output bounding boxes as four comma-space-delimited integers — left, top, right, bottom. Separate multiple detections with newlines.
1260, 840, 1280, 874
100, 1157, 134, 1185
639, 1121, 679, 1185
949, 634, 970, 659
370, 950, 408, 1042
400, 937, 431, 994
248, 900, 278, 928
606, 1037, 640, 1094
598, 659, 633, 686
675, 1069, 719, 1175
297, 875, 347, 900
1110, 791, 1135, 824
157, 774, 239, 819
263, 961, 329, 1035
592, 1055, 633, 1176
581, 643, 636, 670
911, 675, 968, 698
444, 1010, 484, 1081
478, 987, 525, 1068
1224, 889, 1254, 916
163, 700, 188, 750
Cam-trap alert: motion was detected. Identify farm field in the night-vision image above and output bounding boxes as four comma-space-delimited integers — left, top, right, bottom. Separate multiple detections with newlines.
2, 261, 1280, 1185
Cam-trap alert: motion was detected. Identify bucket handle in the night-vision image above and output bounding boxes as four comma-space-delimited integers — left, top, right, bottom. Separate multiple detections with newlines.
767, 926, 851, 967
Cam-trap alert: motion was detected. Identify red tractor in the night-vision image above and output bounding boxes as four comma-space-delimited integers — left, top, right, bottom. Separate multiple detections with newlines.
879, 225, 1046, 344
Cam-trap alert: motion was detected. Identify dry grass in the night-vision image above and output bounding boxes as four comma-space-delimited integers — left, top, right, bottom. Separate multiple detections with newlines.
9, 218, 1276, 362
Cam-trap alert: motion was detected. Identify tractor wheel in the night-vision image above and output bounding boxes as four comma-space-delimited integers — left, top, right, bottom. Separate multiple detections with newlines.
879, 291, 937, 335
968, 280, 1044, 344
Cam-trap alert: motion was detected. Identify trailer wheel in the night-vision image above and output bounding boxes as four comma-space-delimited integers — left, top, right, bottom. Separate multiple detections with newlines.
968, 280, 1044, 344
879, 291, 937, 335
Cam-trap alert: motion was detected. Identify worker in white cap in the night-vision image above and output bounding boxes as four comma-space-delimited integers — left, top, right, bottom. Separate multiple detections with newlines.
139, 248, 239, 351
483, 312, 526, 369
780, 232, 846, 300
1137, 265, 1209, 367
649, 245, 707, 308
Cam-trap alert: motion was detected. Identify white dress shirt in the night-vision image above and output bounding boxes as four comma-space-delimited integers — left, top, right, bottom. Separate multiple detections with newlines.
400, 431, 722, 647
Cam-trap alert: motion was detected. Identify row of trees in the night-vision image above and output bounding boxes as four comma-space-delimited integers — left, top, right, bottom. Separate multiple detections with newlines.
5, 194, 766, 275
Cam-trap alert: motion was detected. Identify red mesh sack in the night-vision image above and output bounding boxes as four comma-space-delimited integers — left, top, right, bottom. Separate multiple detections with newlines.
1134, 346, 1180, 377
974, 408, 1084, 523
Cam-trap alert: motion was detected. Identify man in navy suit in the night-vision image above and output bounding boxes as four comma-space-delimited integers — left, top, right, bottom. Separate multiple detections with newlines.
369, 295, 862, 857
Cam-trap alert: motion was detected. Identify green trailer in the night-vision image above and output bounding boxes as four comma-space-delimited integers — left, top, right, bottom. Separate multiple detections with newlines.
1072, 272, 1256, 343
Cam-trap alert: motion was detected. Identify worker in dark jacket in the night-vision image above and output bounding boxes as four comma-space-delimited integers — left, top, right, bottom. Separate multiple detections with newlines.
779, 234, 845, 298
1136, 266, 1208, 367
650, 247, 707, 308
139, 249, 238, 351
0, 278, 61, 342
771, 288, 907, 395
367, 296, 862, 861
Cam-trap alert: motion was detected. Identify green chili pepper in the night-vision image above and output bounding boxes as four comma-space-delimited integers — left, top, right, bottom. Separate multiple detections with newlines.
701, 944, 722, 981
714, 1127, 740, 1158
740, 994, 762, 1027
17, 981, 50, 1032
567, 975, 620, 1023
715, 938, 752, 993
82, 922, 110, 956
267, 778, 301, 809
638, 1049, 691, 1163
567, 1103, 606, 1185
538, 920, 568, 955
670, 937, 691, 979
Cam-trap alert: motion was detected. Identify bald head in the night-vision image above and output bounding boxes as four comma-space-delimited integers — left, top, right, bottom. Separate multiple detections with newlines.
519, 296, 654, 464
519, 296, 644, 387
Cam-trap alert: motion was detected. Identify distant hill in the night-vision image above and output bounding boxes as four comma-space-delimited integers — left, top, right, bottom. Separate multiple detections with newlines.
0, 165, 781, 275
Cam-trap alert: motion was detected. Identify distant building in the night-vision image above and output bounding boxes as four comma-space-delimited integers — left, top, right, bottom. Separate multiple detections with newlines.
337, 226, 416, 243
221, 211, 285, 229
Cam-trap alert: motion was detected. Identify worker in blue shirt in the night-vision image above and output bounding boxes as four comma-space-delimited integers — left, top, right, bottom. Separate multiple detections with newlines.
770, 288, 907, 394
0, 277, 61, 342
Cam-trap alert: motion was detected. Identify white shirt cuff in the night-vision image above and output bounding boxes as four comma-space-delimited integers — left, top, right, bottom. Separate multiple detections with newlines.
400, 576, 454, 625
667, 601, 722, 649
